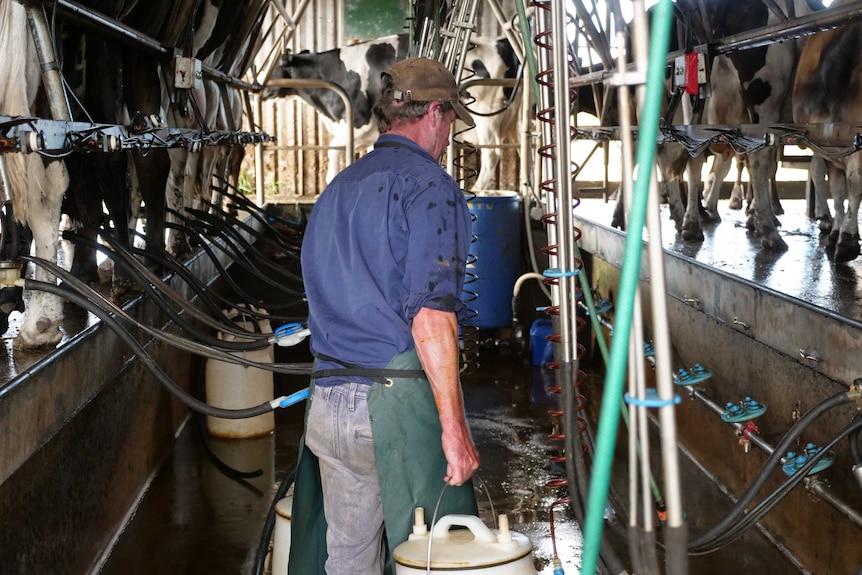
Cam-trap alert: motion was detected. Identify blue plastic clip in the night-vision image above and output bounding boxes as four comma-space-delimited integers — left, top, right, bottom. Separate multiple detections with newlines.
643, 342, 655, 357
624, 388, 681, 408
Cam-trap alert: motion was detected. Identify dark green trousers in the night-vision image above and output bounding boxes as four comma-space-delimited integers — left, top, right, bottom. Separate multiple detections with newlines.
287, 350, 478, 574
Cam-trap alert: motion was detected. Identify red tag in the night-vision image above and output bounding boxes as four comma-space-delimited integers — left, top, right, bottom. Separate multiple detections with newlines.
685, 52, 700, 95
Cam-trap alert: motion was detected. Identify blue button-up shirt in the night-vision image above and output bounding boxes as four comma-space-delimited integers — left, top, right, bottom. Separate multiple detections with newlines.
301, 134, 472, 385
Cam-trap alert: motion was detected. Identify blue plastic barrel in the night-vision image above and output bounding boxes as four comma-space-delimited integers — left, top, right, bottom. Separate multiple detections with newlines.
461, 191, 521, 329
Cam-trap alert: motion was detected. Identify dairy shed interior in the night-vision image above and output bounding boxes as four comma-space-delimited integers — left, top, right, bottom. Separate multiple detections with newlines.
1, 1, 862, 574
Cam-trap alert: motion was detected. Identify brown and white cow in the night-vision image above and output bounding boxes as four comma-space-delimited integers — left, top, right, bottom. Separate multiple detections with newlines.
261, 33, 522, 191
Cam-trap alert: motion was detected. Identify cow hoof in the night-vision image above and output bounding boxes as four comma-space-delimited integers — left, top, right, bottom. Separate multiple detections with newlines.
14, 323, 62, 350
818, 217, 834, 235
728, 197, 743, 210
703, 210, 721, 224
760, 231, 788, 252
682, 226, 704, 242
834, 237, 861, 263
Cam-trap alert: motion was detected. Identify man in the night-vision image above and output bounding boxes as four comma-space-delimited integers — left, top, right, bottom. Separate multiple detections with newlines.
289, 58, 481, 574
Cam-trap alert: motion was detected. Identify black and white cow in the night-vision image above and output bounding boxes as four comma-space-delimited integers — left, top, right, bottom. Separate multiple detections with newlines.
261, 33, 521, 190
793, 0, 862, 262
0, 0, 70, 348
676, 0, 820, 249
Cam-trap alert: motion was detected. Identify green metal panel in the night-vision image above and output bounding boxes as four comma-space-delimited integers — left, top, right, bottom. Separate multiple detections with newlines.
344, 0, 408, 39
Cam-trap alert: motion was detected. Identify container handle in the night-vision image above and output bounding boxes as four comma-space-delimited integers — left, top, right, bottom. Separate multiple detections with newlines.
430, 514, 497, 543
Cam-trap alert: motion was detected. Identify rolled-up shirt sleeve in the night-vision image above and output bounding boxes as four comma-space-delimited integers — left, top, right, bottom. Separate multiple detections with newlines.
402, 178, 472, 322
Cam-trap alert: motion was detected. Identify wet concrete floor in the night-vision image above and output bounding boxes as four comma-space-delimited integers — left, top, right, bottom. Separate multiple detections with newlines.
576, 197, 862, 320
5, 200, 830, 573
96, 342, 801, 574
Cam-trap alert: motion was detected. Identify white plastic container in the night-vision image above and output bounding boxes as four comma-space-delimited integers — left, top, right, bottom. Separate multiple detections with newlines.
393, 511, 536, 574
205, 308, 275, 438
271, 494, 293, 575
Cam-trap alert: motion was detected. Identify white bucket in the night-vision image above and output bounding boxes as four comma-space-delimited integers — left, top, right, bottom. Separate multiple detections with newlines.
271, 494, 293, 575
393, 512, 536, 575
205, 307, 275, 438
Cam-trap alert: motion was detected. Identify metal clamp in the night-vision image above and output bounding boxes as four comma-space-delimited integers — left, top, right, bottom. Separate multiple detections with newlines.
682, 296, 701, 310
799, 349, 822, 364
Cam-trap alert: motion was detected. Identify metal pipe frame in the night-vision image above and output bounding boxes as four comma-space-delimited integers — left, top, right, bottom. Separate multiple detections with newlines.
568, 0, 862, 90
20, 0, 263, 92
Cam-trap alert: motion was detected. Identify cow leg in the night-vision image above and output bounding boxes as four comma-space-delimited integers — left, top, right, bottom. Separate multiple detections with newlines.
165, 148, 192, 257
704, 152, 733, 222
474, 140, 502, 192
681, 154, 706, 242
728, 158, 746, 210
746, 147, 787, 251
131, 148, 170, 269
770, 175, 783, 215
808, 154, 833, 234
656, 146, 686, 234
16, 157, 68, 349
823, 163, 846, 259
834, 157, 862, 263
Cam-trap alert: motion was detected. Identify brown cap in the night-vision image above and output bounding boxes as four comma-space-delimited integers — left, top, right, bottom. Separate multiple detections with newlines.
383, 57, 475, 127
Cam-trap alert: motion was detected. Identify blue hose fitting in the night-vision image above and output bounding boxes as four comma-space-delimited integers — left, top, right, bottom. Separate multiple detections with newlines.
673, 364, 713, 386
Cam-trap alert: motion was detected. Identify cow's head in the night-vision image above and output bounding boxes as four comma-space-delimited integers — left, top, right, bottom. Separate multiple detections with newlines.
260, 49, 311, 100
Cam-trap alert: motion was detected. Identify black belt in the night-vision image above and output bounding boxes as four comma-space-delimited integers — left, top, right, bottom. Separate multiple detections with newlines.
311, 352, 425, 383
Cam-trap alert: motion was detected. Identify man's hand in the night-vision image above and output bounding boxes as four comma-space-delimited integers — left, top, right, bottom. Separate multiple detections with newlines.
412, 307, 480, 485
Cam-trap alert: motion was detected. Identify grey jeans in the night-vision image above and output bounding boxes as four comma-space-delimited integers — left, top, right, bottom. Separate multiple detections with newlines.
304, 383, 386, 575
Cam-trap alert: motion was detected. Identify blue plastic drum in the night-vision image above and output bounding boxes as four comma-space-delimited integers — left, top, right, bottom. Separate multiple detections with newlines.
461, 191, 521, 329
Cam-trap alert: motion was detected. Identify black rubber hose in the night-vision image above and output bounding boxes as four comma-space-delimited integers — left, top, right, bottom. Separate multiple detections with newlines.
690, 415, 862, 554
128, 230, 306, 321
183, 206, 304, 286
251, 464, 298, 575
688, 391, 853, 550
90, 224, 281, 337
165, 219, 305, 301
23, 255, 312, 375
25, 278, 276, 419
170, 207, 297, 286
560, 360, 627, 575
66, 230, 273, 351
849, 413, 862, 467
126, 230, 240, 321
200, 197, 301, 260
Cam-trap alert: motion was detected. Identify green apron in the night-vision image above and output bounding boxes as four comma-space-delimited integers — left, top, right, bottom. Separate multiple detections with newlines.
287, 349, 478, 574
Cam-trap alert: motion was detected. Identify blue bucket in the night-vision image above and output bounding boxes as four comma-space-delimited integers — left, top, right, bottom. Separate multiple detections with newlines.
461, 191, 521, 329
